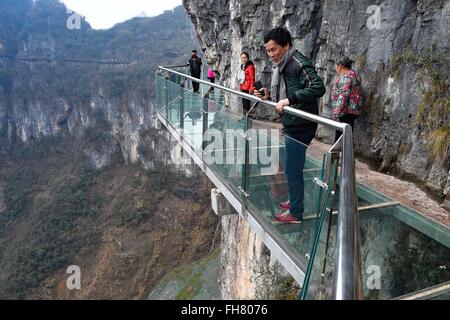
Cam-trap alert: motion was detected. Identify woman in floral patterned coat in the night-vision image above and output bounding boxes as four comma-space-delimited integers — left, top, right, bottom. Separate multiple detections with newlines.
331, 57, 363, 142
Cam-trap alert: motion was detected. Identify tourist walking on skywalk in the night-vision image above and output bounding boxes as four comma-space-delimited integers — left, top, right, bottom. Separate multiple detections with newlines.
206, 66, 216, 96
239, 52, 256, 115
254, 27, 326, 224
189, 49, 202, 93
207, 67, 216, 84
331, 56, 363, 142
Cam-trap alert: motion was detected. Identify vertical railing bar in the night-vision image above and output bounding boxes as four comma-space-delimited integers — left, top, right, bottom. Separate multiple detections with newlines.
332, 126, 363, 300
241, 113, 251, 218
179, 84, 184, 130
202, 93, 209, 155
164, 78, 169, 121
300, 155, 335, 300
319, 152, 340, 299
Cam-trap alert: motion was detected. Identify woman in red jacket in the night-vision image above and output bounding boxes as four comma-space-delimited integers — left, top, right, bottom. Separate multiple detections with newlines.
239, 52, 256, 114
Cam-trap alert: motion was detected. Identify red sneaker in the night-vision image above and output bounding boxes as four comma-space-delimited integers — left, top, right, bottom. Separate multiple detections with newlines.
274, 211, 290, 220
274, 212, 302, 224
279, 201, 290, 211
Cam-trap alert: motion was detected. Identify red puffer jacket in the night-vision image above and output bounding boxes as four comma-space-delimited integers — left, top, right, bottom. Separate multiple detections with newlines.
240, 62, 255, 92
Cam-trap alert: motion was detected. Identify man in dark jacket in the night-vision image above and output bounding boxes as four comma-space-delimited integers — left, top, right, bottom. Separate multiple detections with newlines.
255, 27, 326, 224
189, 50, 202, 93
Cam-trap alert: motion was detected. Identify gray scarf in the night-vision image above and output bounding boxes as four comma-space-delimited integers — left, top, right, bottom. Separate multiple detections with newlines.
271, 46, 295, 102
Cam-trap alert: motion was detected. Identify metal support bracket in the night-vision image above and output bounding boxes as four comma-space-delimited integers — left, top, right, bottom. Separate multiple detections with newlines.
313, 177, 329, 190
237, 186, 250, 198
239, 132, 253, 142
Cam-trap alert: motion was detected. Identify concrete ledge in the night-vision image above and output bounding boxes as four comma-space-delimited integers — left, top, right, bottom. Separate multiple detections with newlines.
211, 188, 237, 217
154, 117, 163, 130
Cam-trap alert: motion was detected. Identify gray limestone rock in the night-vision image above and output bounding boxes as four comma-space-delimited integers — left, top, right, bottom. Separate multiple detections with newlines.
183, 0, 450, 197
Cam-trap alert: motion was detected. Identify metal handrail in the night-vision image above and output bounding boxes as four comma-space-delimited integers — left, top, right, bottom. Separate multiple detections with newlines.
157, 65, 363, 300
162, 63, 190, 69
158, 66, 347, 131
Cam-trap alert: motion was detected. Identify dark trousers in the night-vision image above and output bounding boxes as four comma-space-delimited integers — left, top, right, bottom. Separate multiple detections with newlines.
284, 129, 316, 219
241, 90, 251, 114
207, 78, 215, 95
192, 74, 200, 93
335, 114, 358, 142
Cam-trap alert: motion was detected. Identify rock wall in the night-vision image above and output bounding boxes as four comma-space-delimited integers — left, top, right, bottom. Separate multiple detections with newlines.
183, 0, 449, 300
220, 214, 297, 300
183, 0, 450, 199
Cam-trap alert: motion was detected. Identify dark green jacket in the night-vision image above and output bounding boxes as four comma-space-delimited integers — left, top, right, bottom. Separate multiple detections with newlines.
282, 50, 326, 133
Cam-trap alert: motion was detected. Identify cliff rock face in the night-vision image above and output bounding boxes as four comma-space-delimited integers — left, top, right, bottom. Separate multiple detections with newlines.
220, 214, 265, 299
183, 0, 449, 199
220, 214, 296, 299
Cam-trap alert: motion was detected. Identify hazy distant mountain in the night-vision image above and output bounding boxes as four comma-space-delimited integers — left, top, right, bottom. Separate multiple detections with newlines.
0, 0, 215, 300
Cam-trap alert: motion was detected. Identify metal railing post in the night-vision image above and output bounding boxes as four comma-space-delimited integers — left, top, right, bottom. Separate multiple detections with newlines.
332, 126, 363, 300
164, 79, 169, 120
179, 84, 184, 130
154, 75, 160, 112
240, 114, 251, 218
202, 93, 209, 154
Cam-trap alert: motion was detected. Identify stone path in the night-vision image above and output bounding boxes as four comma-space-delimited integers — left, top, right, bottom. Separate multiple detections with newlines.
309, 139, 450, 228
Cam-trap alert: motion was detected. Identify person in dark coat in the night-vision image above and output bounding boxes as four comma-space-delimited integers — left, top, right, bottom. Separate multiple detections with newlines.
189, 50, 202, 93
255, 27, 326, 224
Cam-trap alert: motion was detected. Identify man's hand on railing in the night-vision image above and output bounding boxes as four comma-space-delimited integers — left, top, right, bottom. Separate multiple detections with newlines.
276, 99, 290, 114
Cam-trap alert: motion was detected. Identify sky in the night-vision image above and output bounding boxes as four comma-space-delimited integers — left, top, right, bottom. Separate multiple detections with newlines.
60, 0, 183, 30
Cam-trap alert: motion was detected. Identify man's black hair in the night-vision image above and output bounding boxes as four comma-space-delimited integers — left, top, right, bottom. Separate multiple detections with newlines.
263, 27, 293, 47
192, 49, 198, 53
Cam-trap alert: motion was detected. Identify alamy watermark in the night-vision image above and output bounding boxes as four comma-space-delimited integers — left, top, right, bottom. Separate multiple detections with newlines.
66, 265, 81, 290
366, 5, 382, 30
66, 10, 82, 30
170, 128, 281, 174
366, 265, 381, 290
